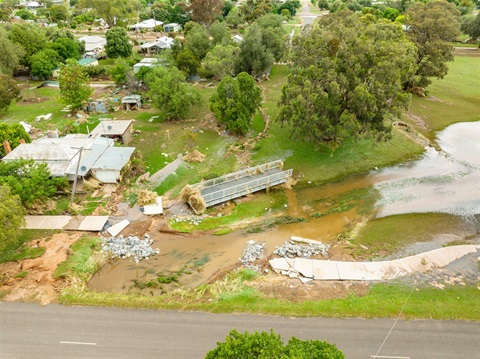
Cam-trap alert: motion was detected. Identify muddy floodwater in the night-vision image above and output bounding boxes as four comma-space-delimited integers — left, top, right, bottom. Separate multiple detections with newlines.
89, 122, 480, 293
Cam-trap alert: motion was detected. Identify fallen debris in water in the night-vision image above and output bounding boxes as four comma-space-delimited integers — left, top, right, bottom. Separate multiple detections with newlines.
273, 237, 330, 259
240, 240, 266, 272
101, 235, 159, 263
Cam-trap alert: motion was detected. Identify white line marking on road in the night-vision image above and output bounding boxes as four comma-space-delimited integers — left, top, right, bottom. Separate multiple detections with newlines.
60, 341, 97, 346
371, 356, 410, 359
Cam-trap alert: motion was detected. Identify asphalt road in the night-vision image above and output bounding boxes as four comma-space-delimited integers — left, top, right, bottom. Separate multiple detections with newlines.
1, 302, 479, 358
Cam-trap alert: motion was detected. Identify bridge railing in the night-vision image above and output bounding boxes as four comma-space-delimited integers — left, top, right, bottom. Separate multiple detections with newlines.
192, 160, 284, 190
201, 169, 292, 207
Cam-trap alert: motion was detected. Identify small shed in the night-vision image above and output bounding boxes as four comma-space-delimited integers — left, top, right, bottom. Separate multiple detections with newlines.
122, 95, 142, 111
89, 120, 135, 144
232, 34, 244, 44
163, 23, 182, 33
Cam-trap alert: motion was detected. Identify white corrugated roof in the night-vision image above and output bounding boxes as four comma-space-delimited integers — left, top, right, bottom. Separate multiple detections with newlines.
130, 19, 163, 29
89, 120, 134, 136
91, 147, 135, 171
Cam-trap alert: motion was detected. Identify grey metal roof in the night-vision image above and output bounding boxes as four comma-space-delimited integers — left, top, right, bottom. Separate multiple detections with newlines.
91, 147, 135, 171
121, 96, 141, 104
2, 143, 76, 177
89, 120, 134, 136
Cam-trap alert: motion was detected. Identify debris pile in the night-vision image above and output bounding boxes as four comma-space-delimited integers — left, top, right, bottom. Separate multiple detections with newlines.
239, 240, 266, 272
101, 235, 159, 263
273, 238, 330, 259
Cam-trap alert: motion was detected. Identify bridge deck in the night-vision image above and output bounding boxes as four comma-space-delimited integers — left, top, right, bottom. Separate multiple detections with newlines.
193, 162, 292, 207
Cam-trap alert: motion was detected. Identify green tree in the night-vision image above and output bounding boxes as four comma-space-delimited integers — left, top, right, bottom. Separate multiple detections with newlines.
0, 184, 25, 253
278, 11, 417, 149
0, 159, 68, 208
146, 66, 202, 120
49, 37, 81, 62
0, 123, 30, 157
225, 6, 244, 28
205, 330, 284, 359
204, 329, 345, 359
76, 0, 141, 27
235, 23, 274, 77
184, 25, 211, 61
176, 49, 200, 77
405, 0, 460, 90
283, 337, 344, 358
0, 27, 24, 75
0, 75, 21, 114
461, 13, 480, 42
202, 44, 240, 80
210, 21, 231, 46
109, 58, 131, 85
106, 27, 132, 58
29, 49, 60, 79
8, 23, 46, 66
15, 8, 35, 20
58, 59, 93, 111
278, 0, 301, 16
209, 72, 262, 135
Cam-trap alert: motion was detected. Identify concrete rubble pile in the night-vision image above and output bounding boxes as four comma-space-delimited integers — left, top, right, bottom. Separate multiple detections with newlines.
239, 240, 266, 272
101, 234, 159, 263
273, 240, 330, 259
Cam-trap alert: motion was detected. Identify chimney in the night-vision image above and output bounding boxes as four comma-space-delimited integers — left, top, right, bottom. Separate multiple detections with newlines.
3, 140, 12, 154
19, 138, 26, 144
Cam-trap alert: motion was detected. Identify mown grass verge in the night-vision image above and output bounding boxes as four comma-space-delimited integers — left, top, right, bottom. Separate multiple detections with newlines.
59, 277, 480, 321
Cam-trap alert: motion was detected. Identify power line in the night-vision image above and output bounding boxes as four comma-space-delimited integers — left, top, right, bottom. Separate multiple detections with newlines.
372, 285, 416, 359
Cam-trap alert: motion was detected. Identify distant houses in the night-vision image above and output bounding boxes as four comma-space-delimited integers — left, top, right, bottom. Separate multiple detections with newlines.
139, 36, 174, 54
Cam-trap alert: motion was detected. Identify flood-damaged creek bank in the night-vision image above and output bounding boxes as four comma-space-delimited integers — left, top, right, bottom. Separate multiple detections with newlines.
88, 121, 480, 295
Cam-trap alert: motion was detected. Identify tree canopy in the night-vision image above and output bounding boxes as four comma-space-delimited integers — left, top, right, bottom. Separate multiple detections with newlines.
0, 27, 24, 75
0, 184, 25, 253
204, 329, 344, 359
187, 0, 224, 28
0, 75, 21, 114
278, 11, 417, 149
29, 49, 60, 80
106, 27, 132, 58
0, 123, 30, 157
405, 0, 460, 89
0, 159, 68, 208
146, 66, 202, 120
58, 58, 93, 111
210, 72, 262, 135
76, 0, 141, 27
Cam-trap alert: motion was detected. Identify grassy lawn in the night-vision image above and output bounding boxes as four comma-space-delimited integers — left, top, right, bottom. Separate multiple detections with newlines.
405, 55, 480, 139
60, 279, 480, 321
346, 213, 471, 259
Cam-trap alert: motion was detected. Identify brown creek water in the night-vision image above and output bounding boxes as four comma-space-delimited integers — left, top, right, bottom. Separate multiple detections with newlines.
89, 121, 480, 293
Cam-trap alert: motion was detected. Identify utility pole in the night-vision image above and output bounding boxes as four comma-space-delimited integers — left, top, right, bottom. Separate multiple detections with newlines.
70, 147, 83, 206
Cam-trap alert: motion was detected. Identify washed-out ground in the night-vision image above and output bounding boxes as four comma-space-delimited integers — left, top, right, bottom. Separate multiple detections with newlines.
1, 210, 479, 305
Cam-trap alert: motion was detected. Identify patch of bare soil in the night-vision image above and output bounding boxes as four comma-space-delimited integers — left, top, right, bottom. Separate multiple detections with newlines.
251, 274, 370, 301
0, 232, 84, 305
20, 97, 48, 104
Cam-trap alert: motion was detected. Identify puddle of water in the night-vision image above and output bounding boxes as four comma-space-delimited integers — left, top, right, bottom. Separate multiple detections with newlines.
89, 122, 480, 293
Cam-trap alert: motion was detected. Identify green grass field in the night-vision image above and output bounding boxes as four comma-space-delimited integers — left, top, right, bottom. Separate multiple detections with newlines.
406, 55, 480, 139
